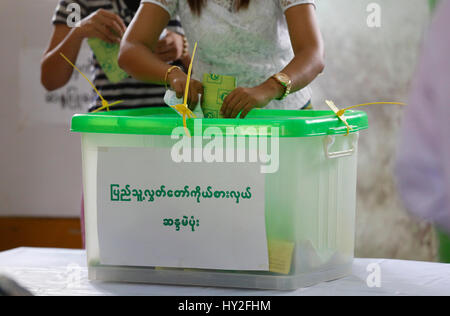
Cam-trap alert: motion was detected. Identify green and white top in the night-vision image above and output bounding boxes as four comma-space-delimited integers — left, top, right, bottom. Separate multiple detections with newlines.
142, 0, 316, 110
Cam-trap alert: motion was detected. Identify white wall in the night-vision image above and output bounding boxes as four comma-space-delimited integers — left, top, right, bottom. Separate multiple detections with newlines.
312, 0, 437, 261
0, 0, 89, 217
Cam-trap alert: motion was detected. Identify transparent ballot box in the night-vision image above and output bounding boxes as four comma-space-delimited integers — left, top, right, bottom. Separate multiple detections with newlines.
71, 107, 368, 290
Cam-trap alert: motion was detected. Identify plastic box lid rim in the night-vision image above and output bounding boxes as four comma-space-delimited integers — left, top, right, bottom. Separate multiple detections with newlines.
70, 107, 368, 137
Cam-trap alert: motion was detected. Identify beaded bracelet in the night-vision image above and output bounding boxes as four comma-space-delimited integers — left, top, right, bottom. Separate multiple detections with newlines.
182, 36, 189, 56
165, 65, 182, 90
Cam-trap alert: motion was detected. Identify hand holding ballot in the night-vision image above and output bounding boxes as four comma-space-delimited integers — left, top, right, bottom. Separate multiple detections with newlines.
166, 66, 204, 110
221, 80, 284, 119
167, 70, 284, 119
72, 9, 126, 44
155, 30, 187, 63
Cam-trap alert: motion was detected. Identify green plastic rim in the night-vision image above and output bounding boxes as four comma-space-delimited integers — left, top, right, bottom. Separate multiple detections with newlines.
437, 229, 450, 263
71, 107, 368, 138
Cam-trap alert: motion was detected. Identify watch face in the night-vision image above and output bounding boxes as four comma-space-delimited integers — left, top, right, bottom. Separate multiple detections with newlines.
276, 73, 291, 87
273, 73, 292, 100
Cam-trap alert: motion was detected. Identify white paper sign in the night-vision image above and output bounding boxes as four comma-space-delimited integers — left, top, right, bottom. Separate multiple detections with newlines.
97, 147, 269, 271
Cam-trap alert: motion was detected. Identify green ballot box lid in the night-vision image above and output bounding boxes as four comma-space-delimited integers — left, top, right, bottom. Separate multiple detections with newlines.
71, 107, 368, 137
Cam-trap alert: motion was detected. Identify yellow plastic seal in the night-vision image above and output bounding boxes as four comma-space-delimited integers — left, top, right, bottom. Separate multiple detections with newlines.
60, 53, 124, 113
326, 100, 406, 135
168, 42, 199, 137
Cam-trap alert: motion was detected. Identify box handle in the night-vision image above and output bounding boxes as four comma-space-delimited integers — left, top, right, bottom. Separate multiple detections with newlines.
323, 134, 359, 159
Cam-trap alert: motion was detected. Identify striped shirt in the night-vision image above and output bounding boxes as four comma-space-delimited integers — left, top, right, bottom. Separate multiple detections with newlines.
52, 0, 184, 112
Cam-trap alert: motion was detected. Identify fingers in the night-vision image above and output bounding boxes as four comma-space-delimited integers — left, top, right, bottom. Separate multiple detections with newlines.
84, 9, 126, 43
173, 80, 184, 99
79, 9, 127, 42
155, 36, 174, 54
230, 99, 250, 119
221, 89, 239, 117
186, 81, 197, 109
155, 51, 177, 62
155, 31, 184, 61
94, 15, 122, 42
110, 20, 125, 38
168, 72, 203, 108
222, 88, 249, 118
155, 43, 174, 55
97, 9, 126, 35
93, 23, 119, 43
239, 104, 254, 119
221, 87, 257, 118
187, 81, 204, 110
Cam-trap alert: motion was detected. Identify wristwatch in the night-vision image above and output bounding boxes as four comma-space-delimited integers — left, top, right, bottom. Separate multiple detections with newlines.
271, 73, 292, 101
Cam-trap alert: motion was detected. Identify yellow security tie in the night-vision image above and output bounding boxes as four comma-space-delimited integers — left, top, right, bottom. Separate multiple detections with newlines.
169, 42, 199, 137
60, 53, 123, 113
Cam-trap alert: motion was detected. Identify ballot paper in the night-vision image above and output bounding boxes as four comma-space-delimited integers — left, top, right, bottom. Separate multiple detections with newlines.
87, 29, 168, 83
87, 39, 129, 83
202, 73, 236, 118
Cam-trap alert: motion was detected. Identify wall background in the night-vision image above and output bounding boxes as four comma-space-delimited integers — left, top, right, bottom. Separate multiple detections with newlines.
312, 0, 437, 261
0, 0, 438, 260
0, 0, 89, 218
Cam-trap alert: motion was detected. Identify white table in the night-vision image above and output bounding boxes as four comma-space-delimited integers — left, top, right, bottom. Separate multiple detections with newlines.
0, 247, 449, 296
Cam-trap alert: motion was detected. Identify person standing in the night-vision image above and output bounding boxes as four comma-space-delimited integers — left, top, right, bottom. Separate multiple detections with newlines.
118, 0, 323, 118
396, 1, 450, 236
41, 0, 189, 112
40, 0, 190, 245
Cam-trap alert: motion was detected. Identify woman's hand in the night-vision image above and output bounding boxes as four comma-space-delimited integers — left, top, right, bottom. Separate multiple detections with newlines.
167, 67, 204, 110
221, 79, 283, 118
155, 31, 186, 63
72, 9, 126, 43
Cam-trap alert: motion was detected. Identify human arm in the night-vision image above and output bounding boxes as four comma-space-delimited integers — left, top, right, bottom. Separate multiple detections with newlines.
41, 9, 126, 91
155, 30, 191, 69
118, 3, 202, 107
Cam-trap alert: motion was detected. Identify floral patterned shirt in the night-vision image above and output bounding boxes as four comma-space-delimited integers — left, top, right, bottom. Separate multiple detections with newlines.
142, 0, 316, 109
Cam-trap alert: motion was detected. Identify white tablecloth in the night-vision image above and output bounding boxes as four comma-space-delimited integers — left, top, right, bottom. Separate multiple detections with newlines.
0, 248, 449, 296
